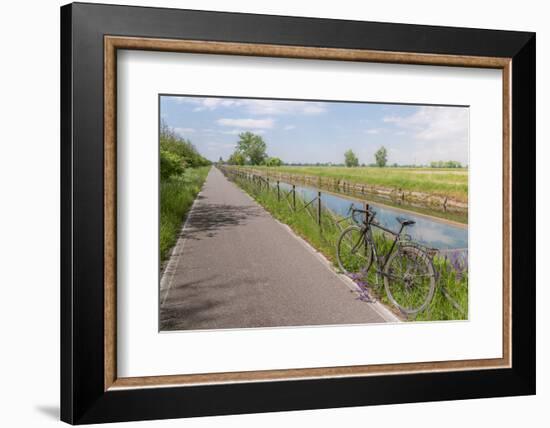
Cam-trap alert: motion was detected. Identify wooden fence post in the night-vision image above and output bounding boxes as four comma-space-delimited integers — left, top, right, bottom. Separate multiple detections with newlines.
365, 202, 370, 253
318, 192, 322, 227
277, 181, 280, 201
292, 185, 296, 211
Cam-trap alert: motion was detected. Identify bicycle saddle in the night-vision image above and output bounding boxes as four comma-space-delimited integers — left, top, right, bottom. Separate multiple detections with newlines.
396, 217, 416, 226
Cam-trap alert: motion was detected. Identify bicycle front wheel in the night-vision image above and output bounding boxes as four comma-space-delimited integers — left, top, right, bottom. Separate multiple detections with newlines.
383, 245, 436, 316
336, 225, 373, 276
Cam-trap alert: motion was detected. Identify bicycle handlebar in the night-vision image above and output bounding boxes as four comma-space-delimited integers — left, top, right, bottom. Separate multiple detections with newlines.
349, 205, 376, 224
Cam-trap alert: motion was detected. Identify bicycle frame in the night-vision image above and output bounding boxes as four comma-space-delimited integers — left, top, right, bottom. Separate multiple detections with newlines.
354, 210, 409, 273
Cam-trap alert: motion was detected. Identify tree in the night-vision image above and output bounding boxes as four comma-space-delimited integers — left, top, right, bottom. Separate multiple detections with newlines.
160, 150, 185, 179
445, 160, 462, 168
160, 120, 210, 168
374, 146, 387, 167
265, 157, 283, 167
236, 132, 267, 165
228, 152, 246, 165
430, 160, 462, 168
344, 149, 359, 167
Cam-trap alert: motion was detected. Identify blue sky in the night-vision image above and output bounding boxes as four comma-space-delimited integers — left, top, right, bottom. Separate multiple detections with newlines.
160, 95, 469, 165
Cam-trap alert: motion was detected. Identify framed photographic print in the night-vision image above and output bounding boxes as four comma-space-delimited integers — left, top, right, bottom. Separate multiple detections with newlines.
60, 2, 535, 424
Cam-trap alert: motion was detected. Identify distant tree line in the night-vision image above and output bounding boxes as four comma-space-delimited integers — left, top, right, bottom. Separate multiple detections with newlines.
342, 148, 464, 169
429, 160, 463, 168
222, 133, 464, 170
160, 121, 210, 180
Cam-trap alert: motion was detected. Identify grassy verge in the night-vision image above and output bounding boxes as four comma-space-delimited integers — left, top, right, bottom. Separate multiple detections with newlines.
160, 166, 210, 263
229, 172, 467, 321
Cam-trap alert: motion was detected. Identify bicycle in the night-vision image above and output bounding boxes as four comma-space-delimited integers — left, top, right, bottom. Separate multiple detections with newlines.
336, 205, 436, 316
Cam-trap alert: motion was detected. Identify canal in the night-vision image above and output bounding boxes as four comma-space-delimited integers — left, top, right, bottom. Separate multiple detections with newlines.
277, 181, 468, 251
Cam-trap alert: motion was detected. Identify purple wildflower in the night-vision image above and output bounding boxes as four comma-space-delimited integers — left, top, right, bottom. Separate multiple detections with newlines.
346, 272, 376, 303
446, 249, 468, 281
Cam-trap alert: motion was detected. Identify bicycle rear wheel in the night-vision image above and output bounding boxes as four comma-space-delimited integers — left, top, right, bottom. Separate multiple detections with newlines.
383, 244, 436, 315
336, 225, 373, 276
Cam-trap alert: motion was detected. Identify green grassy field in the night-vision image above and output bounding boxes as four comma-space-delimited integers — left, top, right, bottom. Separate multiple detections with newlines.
251, 166, 468, 202
160, 166, 210, 263
229, 171, 467, 322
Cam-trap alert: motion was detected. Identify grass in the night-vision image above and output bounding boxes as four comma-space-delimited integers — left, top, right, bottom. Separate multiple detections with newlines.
230, 171, 468, 322
160, 166, 210, 263
249, 165, 468, 202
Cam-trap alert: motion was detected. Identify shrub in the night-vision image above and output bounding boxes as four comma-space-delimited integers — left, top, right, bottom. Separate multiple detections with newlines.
160, 150, 185, 180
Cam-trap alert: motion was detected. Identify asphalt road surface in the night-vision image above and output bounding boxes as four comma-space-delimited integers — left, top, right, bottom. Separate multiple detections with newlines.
160, 167, 395, 331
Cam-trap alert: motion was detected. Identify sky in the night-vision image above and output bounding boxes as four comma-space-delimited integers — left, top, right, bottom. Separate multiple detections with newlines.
160, 95, 469, 165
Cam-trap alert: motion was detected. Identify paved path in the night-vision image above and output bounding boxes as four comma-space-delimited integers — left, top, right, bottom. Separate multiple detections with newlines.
160, 167, 395, 331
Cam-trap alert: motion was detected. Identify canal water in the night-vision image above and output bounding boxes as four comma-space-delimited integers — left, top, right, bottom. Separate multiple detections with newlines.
277, 181, 468, 251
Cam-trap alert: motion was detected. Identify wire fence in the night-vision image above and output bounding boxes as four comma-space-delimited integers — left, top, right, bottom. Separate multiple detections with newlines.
239, 166, 468, 215
222, 166, 360, 232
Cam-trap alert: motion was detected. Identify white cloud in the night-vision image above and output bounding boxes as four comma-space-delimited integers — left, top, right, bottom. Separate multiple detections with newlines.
365, 128, 383, 135
174, 97, 327, 116
217, 118, 274, 129
193, 98, 240, 111
173, 127, 195, 135
380, 106, 469, 164
220, 129, 266, 135
241, 100, 326, 115
383, 106, 468, 144
283, 125, 296, 131
200, 128, 218, 135
173, 97, 238, 111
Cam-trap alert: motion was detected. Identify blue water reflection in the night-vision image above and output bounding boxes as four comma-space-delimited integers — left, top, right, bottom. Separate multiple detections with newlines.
277, 182, 468, 250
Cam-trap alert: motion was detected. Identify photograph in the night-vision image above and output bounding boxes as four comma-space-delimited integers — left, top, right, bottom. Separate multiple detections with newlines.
158, 95, 469, 331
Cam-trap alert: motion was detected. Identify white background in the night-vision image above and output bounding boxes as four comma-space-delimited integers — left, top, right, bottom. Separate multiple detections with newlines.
118, 51, 502, 377
0, 0, 546, 427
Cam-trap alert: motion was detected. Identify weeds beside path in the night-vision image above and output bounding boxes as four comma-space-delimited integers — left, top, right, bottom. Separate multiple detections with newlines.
160, 166, 210, 262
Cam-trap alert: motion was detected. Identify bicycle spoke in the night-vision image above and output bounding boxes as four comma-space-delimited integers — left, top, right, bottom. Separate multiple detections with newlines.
383, 246, 436, 315
337, 226, 372, 277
